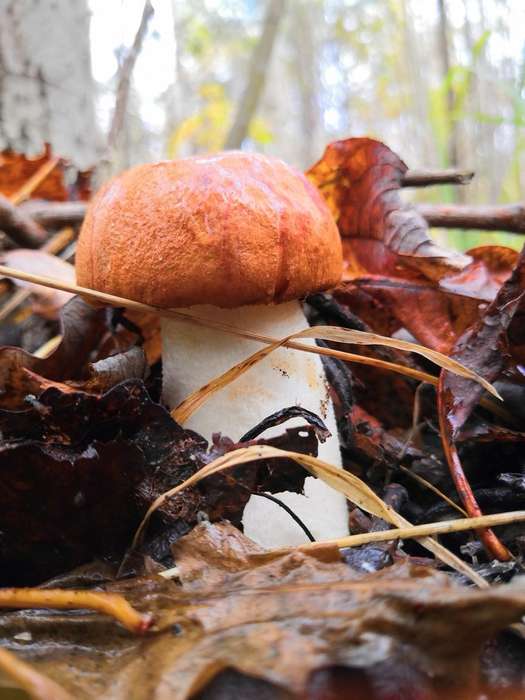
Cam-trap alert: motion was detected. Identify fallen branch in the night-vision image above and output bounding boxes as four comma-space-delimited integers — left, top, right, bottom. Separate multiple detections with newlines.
417, 202, 525, 233
402, 168, 474, 187
19, 200, 87, 228
0, 194, 47, 247
24, 187, 525, 239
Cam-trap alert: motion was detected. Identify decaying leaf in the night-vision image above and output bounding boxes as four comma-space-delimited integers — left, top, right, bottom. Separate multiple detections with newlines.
436, 246, 525, 561
2, 523, 525, 700
1, 249, 75, 318
0, 379, 325, 585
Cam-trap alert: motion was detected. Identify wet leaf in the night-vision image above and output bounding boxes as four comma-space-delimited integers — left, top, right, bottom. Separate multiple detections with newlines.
2, 523, 525, 699
436, 245, 525, 560
0, 379, 325, 585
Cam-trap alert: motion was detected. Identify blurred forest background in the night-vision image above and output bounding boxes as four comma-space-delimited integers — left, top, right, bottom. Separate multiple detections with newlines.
0, 0, 523, 249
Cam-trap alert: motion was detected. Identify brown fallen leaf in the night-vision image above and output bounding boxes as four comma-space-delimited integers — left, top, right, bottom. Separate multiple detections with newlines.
3, 522, 525, 699
1, 249, 75, 318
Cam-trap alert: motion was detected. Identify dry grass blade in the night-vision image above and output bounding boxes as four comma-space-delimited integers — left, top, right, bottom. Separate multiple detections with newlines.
0, 646, 73, 700
172, 324, 499, 423
0, 589, 151, 634
397, 464, 467, 516
131, 445, 486, 587
0, 265, 500, 403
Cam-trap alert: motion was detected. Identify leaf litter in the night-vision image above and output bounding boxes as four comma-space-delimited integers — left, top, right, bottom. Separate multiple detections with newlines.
1, 138, 525, 698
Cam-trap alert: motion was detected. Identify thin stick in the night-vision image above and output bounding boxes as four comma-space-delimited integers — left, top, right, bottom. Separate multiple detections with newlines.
0, 193, 47, 247
106, 1, 154, 153
438, 373, 511, 562
276, 510, 525, 554
397, 464, 467, 516
402, 168, 474, 187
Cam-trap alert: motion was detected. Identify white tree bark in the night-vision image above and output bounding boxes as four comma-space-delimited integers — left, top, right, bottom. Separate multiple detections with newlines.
0, 0, 99, 168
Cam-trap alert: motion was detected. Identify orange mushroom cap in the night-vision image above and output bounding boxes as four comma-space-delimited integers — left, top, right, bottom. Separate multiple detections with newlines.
75, 151, 342, 308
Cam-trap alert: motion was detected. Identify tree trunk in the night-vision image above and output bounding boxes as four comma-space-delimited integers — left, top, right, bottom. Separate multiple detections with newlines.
436, 0, 460, 172
291, 1, 321, 168
224, 0, 287, 150
0, 0, 99, 169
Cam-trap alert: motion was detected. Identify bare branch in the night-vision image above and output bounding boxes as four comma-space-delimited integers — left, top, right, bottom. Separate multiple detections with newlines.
402, 168, 474, 187
106, 0, 154, 152
0, 194, 47, 247
224, 0, 287, 150
20, 200, 87, 228
416, 203, 525, 233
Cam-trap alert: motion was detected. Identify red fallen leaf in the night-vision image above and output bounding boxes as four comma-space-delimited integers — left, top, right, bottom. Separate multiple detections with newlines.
308, 139, 519, 354
0, 145, 68, 201
437, 245, 525, 561
306, 137, 470, 282
439, 246, 518, 302
335, 276, 482, 355
1, 249, 75, 319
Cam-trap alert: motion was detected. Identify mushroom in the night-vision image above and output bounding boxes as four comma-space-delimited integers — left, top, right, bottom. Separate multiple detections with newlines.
75, 151, 349, 547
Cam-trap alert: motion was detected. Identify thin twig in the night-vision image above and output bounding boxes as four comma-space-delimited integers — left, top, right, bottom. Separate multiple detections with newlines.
0, 193, 47, 247
402, 168, 474, 187
253, 492, 316, 542
20, 200, 86, 228
290, 509, 525, 553
438, 372, 511, 562
20, 198, 525, 235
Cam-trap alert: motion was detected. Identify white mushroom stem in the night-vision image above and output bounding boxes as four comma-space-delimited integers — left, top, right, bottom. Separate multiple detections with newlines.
161, 300, 349, 548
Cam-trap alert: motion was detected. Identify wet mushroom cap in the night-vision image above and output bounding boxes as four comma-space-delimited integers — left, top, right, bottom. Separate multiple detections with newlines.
75, 151, 342, 308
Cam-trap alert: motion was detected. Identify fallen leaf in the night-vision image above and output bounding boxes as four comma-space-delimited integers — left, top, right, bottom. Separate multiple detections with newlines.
437, 245, 525, 560
2, 523, 525, 699
1, 249, 75, 318
307, 137, 470, 281
0, 145, 67, 201
0, 379, 326, 585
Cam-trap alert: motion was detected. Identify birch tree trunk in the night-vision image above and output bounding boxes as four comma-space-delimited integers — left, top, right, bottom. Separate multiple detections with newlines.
0, 0, 99, 169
